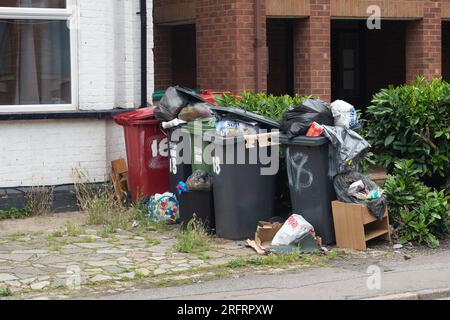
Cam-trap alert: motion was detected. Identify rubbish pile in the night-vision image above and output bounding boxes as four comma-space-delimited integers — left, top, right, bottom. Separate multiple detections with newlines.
278, 97, 390, 249
113, 87, 391, 252
334, 171, 386, 219
247, 215, 321, 255
155, 86, 215, 128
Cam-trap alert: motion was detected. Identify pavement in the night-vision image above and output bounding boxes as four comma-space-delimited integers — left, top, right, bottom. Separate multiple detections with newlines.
0, 215, 257, 299
1, 213, 449, 300
96, 248, 450, 300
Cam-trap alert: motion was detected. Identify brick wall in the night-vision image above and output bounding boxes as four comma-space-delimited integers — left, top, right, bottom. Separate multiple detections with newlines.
196, 0, 267, 92
294, 0, 331, 102
154, 25, 172, 90
406, 0, 442, 83
443, 21, 450, 82
0, 0, 154, 188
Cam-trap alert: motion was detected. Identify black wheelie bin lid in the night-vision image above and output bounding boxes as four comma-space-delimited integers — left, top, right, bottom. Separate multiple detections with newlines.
279, 134, 329, 147
210, 106, 281, 130
279, 123, 364, 147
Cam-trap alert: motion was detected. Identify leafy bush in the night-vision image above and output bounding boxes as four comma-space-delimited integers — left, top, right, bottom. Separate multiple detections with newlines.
215, 92, 310, 122
0, 205, 32, 220
366, 78, 450, 192
384, 160, 450, 248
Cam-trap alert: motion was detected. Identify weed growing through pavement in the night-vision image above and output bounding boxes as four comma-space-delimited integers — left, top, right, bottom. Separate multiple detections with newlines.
175, 217, 212, 254
226, 252, 337, 269
25, 185, 54, 216
0, 287, 13, 297
73, 169, 161, 232
0, 185, 53, 220
197, 253, 211, 261
99, 225, 115, 238
49, 245, 62, 253
73, 169, 118, 226
7, 232, 27, 241
66, 221, 82, 237
50, 230, 64, 238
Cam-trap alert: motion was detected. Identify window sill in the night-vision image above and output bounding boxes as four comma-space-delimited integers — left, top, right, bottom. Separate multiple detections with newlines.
0, 109, 130, 121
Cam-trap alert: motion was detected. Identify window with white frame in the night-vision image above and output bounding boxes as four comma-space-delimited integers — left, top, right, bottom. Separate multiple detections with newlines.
0, 0, 77, 112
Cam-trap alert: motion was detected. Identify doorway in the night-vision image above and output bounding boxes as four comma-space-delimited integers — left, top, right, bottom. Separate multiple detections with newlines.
267, 19, 294, 95
171, 24, 197, 89
332, 20, 406, 111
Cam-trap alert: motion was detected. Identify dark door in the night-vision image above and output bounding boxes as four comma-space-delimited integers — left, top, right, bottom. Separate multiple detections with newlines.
267, 19, 294, 96
171, 24, 197, 89
332, 27, 365, 108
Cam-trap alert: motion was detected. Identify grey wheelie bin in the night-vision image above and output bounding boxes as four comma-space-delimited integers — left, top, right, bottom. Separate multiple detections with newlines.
206, 107, 281, 240
280, 135, 337, 245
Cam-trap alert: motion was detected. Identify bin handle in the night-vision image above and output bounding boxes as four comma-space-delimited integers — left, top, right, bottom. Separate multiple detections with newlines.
160, 124, 168, 137
258, 131, 280, 148
243, 131, 280, 149
244, 135, 258, 149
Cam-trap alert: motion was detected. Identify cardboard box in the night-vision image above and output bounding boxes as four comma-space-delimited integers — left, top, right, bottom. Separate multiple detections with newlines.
246, 221, 282, 255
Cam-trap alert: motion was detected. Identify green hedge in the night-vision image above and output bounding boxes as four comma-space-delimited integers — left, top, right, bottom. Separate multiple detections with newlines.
366, 78, 450, 192
215, 92, 310, 122
384, 160, 449, 248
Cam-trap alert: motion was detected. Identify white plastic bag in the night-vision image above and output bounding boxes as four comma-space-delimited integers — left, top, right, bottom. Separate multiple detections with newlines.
330, 100, 358, 129
272, 214, 314, 246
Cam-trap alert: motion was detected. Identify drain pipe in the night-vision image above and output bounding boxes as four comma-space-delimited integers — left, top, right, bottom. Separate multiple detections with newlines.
254, 0, 263, 92
139, 0, 148, 108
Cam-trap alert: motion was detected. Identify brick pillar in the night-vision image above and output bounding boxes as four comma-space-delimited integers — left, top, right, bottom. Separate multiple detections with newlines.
405, 0, 442, 83
153, 25, 172, 90
293, 0, 331, 102
196, 0, 267, 93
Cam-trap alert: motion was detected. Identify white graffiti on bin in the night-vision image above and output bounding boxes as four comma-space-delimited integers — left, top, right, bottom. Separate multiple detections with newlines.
286, 149, 313, 193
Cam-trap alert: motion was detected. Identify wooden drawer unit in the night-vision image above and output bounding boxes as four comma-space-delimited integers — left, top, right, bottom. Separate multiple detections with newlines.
332, 201, 392, 251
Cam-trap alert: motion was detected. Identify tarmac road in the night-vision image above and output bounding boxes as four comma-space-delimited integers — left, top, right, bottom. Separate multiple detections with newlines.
96, 249, 450, 300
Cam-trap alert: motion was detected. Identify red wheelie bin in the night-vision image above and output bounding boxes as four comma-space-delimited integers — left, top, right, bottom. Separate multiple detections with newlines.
114, 107, 170, 202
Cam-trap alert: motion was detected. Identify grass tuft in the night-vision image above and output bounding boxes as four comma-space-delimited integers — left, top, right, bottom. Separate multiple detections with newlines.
227, 252, 335, 269
66, 221, 82, 237
0, 287, 13, 297
175, 217, 212, 254
25, 185, 54, 216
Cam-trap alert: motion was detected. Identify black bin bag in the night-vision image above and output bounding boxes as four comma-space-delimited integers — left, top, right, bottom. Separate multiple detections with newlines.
154, 86, 215, 122
333, 171, 387, 219
154, 86, 189, 121
281, 99, 334, 139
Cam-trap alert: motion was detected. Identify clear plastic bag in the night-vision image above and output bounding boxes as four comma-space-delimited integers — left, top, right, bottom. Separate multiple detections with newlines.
178, 103, 212, 122
330, 100, 358, 129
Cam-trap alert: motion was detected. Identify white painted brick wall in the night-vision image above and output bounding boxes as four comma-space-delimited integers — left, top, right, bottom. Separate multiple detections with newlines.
79, 0, 154, 110
0, 0, 154, 188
